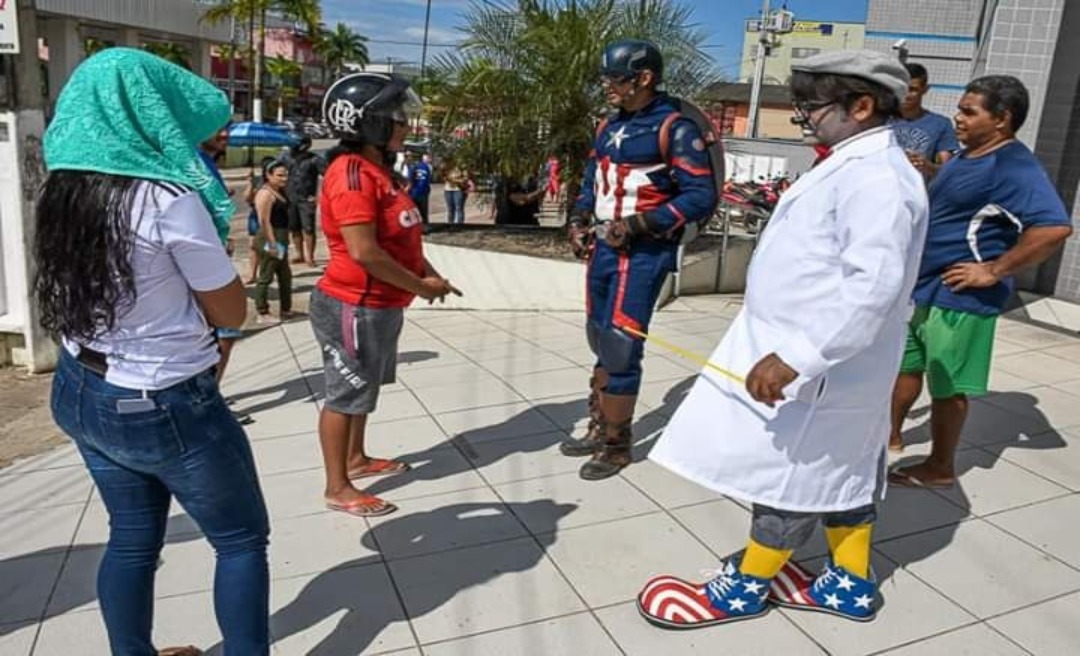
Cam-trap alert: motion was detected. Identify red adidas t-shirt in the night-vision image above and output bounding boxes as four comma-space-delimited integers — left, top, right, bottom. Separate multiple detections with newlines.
317, 153, 425, 308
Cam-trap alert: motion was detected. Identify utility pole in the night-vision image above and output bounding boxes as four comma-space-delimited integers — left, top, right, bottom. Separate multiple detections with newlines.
745, 1, 794, 138
419, 0, 432, 80
227, 13, 237, 112
254, 5, 266, 123
247, 0, 256, 120
0, 0, 55, 370
745, 0, 771, 139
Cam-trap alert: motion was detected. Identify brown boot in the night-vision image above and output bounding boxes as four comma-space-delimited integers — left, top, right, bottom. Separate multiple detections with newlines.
560, 369, 606, 457
579, 393, 635, 480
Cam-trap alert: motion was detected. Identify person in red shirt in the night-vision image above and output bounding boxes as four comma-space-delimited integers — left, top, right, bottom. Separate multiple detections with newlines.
311, 73, 461, 517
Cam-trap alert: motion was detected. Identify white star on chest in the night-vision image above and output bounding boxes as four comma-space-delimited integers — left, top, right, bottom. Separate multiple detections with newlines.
823, 593, 844, 609
853, 594, 874, 609
727, 597, 748, 612
835, 574, 856, 592
607, 126, 629, 150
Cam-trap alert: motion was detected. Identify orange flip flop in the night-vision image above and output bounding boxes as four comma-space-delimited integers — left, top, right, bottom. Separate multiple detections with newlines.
326, 495, 397, 517
348, 458, 411, 480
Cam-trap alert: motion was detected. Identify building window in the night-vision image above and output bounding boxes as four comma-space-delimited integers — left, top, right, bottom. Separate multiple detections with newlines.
791, 47, 821, 59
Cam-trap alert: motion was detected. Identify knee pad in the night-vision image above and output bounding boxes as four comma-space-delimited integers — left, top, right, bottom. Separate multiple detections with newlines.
594, 325, 639, 375
586, 318, 602, 356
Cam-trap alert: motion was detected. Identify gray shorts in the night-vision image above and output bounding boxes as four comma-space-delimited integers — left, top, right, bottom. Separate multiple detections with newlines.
288, 199, 317, 234
750, 504, 878, 551
309, 287, 404, 415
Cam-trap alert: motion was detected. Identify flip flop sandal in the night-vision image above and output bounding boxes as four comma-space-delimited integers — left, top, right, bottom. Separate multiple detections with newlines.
325, 495, 397, 517
887, 469, 954, 489
158, 647, 202, 656
348, 459, 411, 480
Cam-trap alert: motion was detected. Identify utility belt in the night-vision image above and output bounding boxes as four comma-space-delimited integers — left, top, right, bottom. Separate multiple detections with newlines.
592, 217, 683, 245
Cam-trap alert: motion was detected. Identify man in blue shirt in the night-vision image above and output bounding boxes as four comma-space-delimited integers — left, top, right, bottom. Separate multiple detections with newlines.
407, 153, 433, 225
888, 76, 1072, 488
892, 63, 959, 178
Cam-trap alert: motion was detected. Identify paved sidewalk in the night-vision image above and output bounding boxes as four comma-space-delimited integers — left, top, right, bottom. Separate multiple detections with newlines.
3, 296, 1080, 654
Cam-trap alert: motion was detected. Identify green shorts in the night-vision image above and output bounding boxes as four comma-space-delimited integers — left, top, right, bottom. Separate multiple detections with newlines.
900, 306, 997, 399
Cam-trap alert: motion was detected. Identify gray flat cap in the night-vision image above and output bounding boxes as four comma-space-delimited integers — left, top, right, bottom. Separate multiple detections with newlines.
791, 49, 910, 100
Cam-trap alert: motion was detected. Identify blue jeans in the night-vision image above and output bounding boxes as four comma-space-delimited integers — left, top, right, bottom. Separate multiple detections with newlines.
444, 189, 465, 224
51, 349, 270, 656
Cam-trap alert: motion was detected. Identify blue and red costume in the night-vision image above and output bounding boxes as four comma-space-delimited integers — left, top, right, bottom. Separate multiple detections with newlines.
576, 95, 717, 395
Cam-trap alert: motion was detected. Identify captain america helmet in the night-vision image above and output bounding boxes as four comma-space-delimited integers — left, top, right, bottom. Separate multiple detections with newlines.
600, 39, 664, 82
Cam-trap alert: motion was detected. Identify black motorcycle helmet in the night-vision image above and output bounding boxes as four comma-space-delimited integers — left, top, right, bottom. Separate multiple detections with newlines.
321, 72, 422, 147
291, 133, 312, 154
600, 39, 664, 83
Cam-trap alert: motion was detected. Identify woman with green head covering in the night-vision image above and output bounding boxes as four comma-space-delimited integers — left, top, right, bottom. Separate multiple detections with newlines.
44, 46, 236, 241
34, 48, 270, 656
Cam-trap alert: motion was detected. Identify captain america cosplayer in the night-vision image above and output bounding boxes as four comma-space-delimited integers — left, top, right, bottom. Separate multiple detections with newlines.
560, 40, 718, 481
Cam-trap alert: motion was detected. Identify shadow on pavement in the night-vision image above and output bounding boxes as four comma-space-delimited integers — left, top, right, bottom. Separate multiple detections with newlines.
874, 390, 1064, 585
0, 514, 204, 638
363, 375, 696, 500
260, 500, 576, 655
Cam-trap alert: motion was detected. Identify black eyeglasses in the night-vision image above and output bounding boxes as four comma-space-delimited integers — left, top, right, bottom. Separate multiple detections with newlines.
792, 99, 837, 115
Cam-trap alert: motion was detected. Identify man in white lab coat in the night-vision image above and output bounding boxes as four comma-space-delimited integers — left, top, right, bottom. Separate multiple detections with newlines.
636, 51, 929, 629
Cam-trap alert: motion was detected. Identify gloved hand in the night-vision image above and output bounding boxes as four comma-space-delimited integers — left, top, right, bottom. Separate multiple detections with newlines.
567, 210, 594, 259
569, 224, 592, 259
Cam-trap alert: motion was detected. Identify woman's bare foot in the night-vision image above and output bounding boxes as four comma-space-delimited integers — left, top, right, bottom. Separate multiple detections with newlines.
888, 461, 956, 489
325, 486, 396, 517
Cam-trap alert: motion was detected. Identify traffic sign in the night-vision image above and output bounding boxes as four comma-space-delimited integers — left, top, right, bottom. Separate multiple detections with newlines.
0, 0, 21, 54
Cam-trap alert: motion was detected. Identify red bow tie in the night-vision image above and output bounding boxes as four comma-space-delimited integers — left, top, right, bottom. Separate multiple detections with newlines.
812, 144, 832, 167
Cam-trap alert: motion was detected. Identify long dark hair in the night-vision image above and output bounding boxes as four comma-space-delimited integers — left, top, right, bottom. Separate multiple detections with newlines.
34, 171, 142, 341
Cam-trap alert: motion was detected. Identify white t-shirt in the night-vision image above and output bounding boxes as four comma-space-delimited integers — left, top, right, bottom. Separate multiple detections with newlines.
64, 182, 239, 390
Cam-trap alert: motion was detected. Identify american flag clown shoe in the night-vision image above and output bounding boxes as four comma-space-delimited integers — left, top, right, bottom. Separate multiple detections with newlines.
637, 559, 771, 629
768, 559, 878, 622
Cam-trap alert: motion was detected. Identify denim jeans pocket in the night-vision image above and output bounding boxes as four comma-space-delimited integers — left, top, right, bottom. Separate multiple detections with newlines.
94, 399, 185, 468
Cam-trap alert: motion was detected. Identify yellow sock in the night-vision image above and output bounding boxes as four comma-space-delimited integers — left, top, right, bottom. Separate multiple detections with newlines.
739, 538, 793, 580
826, 524, 873, 578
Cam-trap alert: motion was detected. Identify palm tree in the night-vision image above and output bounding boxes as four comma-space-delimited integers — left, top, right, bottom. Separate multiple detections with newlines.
315, 22, 370, 77
429, 0, 715, 192
201, 0, 322, 119
266, 54, 303, 121
142, 41, 193, 70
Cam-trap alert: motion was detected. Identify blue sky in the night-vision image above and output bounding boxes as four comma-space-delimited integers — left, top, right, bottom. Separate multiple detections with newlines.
322, 0, 869, 76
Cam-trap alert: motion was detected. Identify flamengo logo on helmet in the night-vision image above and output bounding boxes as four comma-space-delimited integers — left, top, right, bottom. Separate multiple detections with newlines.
327, 98, 360, 129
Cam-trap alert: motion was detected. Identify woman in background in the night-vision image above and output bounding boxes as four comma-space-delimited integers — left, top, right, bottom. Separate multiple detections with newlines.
253, 160, 294, 323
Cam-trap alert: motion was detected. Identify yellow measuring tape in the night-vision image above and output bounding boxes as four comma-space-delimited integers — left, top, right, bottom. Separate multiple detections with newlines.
620, 325, 746, 385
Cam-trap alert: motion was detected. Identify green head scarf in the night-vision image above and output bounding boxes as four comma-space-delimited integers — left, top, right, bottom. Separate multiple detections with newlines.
44, 47, 234, 242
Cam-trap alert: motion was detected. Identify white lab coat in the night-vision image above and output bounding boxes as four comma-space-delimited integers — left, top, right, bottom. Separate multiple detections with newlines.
650, 127, 929, 512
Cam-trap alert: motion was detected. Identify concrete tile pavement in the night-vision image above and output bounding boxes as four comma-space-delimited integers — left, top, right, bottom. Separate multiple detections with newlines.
3, 296, 1080, 654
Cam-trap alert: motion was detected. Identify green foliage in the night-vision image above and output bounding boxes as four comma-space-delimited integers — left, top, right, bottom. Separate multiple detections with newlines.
142, 42, 192, 70
315, 22, 371, 76
426, 0, 717, 186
